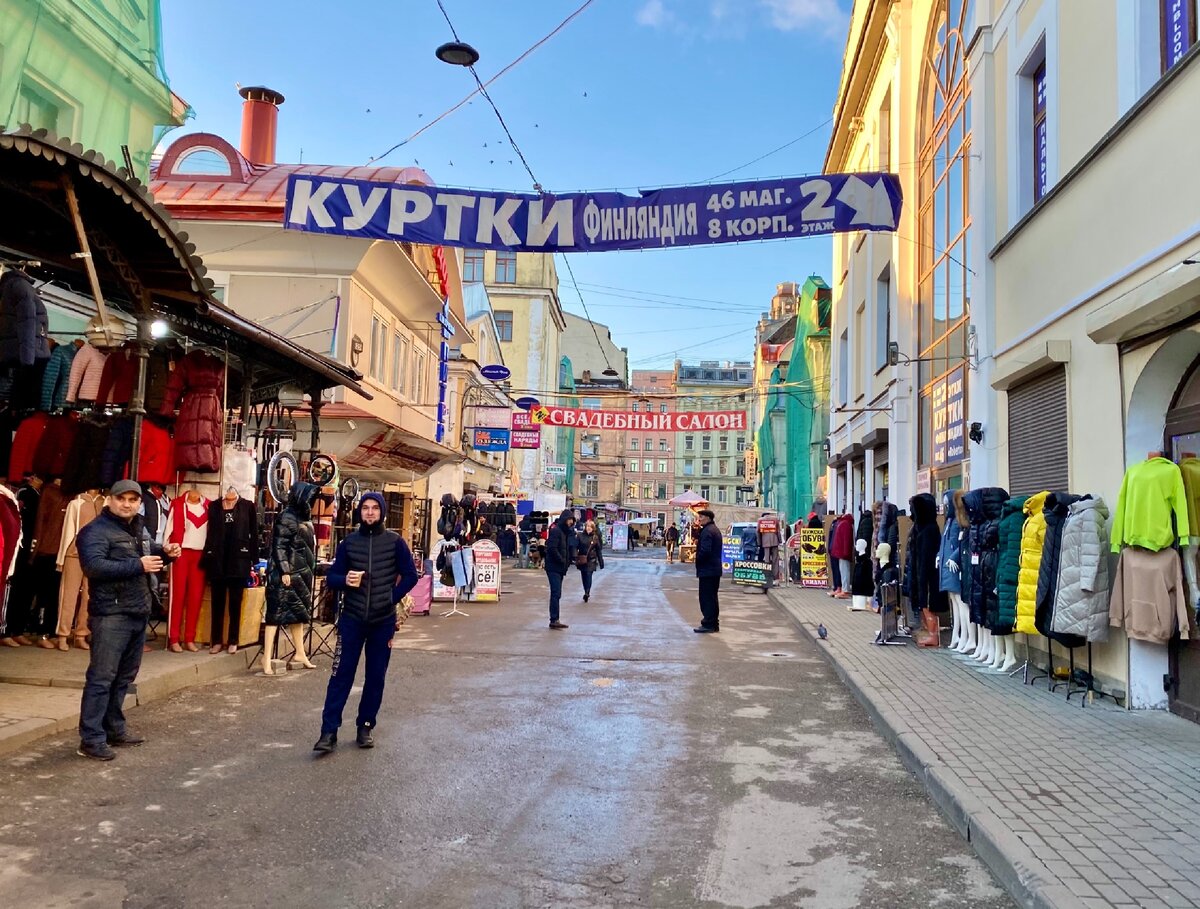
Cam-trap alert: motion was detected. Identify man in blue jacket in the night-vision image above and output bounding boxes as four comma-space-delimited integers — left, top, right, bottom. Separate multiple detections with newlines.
76, 480, 180, 760
694, 509, 723, 633
543, 509, 576, 629
315, 492, 419, 753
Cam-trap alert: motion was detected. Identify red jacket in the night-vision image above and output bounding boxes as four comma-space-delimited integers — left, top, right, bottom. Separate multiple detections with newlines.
8, 412, 48, 483
96, 343, 139, 405
830, 514, 855, 560
160, 350, 225, 472
32, 412, 77, 480
135, 419, 175, 486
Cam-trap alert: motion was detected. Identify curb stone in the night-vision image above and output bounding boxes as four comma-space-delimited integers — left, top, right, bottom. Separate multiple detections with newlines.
769, 589, 1088, 909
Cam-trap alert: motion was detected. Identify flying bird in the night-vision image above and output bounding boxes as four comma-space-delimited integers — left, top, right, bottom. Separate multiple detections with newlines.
817, 624, 828, 641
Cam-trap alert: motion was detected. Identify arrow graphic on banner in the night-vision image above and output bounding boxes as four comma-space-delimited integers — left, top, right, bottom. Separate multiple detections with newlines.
836, 175, 896, 229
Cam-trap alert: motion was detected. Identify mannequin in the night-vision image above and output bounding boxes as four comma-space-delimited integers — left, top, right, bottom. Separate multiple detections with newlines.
1177, 452, 1200, 609
263, 482, 320, 675
167, 486, 210, 652
993, 494, 1028, 670
937, 490, 972, 654
904, 493, 945, 647
55, 489, 103, 649
962, 487, 1009, 662
850, 537, 873, 612
203, 486, 259, 655
31, 479, 69, 648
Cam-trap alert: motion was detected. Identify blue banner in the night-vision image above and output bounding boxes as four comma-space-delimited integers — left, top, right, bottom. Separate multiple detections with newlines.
284, 172, 903, 252
472, 428, 510, 452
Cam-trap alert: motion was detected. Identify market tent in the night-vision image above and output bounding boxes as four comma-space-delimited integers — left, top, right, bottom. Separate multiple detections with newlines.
627, 517, 658, 525
668, 490, 709, 508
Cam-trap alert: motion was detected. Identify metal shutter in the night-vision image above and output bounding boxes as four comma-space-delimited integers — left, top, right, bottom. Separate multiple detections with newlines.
1007, 367, 1068, 495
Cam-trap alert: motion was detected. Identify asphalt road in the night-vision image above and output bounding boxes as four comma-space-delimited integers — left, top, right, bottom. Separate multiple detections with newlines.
0, 555, 1012, 909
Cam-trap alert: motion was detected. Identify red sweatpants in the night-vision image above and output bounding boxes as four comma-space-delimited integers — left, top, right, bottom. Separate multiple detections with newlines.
169, 549, 206, 645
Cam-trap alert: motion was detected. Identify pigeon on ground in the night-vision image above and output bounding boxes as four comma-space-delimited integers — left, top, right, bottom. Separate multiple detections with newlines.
817, 624, 828, 641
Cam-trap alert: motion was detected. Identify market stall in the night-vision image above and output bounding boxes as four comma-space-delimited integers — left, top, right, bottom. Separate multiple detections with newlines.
668, 490, 709, 564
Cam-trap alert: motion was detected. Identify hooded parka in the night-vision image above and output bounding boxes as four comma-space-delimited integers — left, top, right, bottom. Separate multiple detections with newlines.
1049, 497, 1111, 642
160, 349, 225, 472
903, 493, 946, 612
995, 495, 1030, 633
872, 501, 900, 577
0, 270, 51, 367
266, 481, 319, 625
963, 487, 1009, 629
1014, 491, 1050, 634
938, 491, 968, 593
1034, 493, 1084, 643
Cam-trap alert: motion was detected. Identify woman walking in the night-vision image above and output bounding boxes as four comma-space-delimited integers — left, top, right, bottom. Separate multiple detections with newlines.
576, 520, 605, 603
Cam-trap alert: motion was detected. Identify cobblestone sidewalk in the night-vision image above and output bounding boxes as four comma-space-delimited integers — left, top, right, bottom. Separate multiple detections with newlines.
771, 586, 1200, 909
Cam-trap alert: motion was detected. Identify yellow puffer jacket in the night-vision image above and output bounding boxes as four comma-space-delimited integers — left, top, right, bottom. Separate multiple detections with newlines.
1015, 490, 1051, 634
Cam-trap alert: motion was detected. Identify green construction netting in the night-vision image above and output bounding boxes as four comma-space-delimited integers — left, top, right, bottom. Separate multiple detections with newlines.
1, 0, 189, 181
785, 278, 831, 518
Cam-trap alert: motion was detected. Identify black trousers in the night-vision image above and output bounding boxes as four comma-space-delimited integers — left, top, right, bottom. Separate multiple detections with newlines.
3, 558, 35, 636
32, 555, 62, 637
210, 579, 245, 646
698, 575, 720, 629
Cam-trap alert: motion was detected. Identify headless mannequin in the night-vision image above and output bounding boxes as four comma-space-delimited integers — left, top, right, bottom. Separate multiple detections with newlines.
1179, 451, 1200, 609
993, 632, 1019, 672
210, 487, 242, 655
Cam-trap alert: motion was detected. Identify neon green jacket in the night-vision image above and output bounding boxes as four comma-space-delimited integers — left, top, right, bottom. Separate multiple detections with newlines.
1111, 458, 1189, 553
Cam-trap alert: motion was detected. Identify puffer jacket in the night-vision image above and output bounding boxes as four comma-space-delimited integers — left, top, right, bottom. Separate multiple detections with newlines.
872, 501, 900, 576
1014, 491, 1050, 634
938, 491, 968, 594
76, 508, 171, 618
995, 496, 1029, 633
40, 341, 77, 411
903, 493, 946, 612
855, 511, 874, 550
0, 270, 51, 367
830, 514, 854, 560
327, 497, 419, 626
1034, 493, 1083, 640
160, 349, 225, 472
544, 509, 576, 576
265, 482, 319, 625
1050, 497, 1111, 642
963, 487, 1009, 628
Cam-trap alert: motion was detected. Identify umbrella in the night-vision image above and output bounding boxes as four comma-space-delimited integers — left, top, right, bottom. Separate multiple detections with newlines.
668, 490, 709, 508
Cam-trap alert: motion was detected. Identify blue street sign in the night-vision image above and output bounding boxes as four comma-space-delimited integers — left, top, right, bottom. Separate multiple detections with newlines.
515, 396, 540, 411
481, 364, 511, 382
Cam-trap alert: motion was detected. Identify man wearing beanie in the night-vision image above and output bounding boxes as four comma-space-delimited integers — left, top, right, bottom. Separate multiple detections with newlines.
314, 491, 419, 753
76, 480, 181, 760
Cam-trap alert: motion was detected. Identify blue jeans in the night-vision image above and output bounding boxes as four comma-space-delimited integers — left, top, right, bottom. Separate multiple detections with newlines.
79, 614, 146, 746
321, 616, 395, 735
547, 570, 564, 622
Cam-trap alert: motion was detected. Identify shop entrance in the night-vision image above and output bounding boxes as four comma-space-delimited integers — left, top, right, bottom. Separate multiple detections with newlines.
1165, 356, 1200, 723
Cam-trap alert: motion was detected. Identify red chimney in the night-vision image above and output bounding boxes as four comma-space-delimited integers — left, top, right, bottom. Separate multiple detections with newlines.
238, 86, 285, 165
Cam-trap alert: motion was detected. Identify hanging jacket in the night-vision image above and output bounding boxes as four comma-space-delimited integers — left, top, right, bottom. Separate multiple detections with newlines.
32, 413, 77, 480
95, 343, 139, 406
160, 349, 225, 472
1109, 546, 1190, 644
201, 497, 259, 582
60, 421, 109, 495
1110, 457, 1189, 553
40, 342, 77, 411
854, 510, 873, 552
937, 491, 967, 593
830, 514, 854, 560
7, 412, 48, 483
1034, 493, 1083, 639
136, 419, 175, 486
902, 493, 945, 612
1014, 491, 1051, 635
33, 482, 70, 558
995, 495, 1030, 633
99, 417, 134, 487
963, 487, 1009, 629
0, 270, 51, 367
1050, 497, 1111, 642
265, 482, 318, 626
65, 344, 108, 404
872, 501, 900, 577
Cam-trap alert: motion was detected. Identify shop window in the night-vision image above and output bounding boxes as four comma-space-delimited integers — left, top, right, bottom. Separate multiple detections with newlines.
1007, 367, 1068, 495
463, 250, 485, 283
494, 310, 513, 342
495, 250, 517, 283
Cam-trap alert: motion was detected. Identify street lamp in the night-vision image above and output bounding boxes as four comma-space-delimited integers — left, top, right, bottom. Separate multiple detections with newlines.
435, 41, 480, 66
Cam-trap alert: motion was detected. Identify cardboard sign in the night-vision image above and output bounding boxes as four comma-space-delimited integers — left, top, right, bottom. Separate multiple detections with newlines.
471, 540, 501, 602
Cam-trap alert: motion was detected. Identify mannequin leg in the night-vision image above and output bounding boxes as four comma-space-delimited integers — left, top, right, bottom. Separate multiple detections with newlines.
948, 601, 962, 649
953, 598, 971, 652
989, 633, 1007, 669
996, 634, 1019, 672
1184, 540, 1200, 610
960, 618, 978, 655
290, 624, 316, 669
973, 628, 991, 661
262, 625, 277, 675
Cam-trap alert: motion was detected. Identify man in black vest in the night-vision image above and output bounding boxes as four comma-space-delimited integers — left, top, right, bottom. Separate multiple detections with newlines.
314, 492, 419, 753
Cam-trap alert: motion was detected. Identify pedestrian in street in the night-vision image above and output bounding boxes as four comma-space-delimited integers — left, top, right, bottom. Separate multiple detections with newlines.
544, 509, 576, 629
75, 480, 180, 761
517, 513, 533, 568
665, 523, 679, 564
576, 519, 604, 603
314, 492, 419, 753
694, 509, 722, 634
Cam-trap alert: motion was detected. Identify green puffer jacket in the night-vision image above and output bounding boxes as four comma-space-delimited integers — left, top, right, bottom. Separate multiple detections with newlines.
995, 496, 1029, 633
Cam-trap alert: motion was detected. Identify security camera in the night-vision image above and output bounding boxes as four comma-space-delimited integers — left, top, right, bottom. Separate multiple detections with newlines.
969, 422, 983, 444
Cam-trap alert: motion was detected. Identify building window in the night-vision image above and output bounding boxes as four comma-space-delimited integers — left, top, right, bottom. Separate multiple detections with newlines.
414, 350, 427, 403
683, 459, 694, 476
659, 439, 668, 451
494, 250, 517, 283
643, 483, 654, 500
719, 436, 729, 453
583, 398, 602, 410
700, 485, 711, 501
584, 476, 598, 498
369, 314, 385, 381
631, 438, 639, 450
737, 437, 746, 453
658, 460, 667, 473
701, 459, 711, 475
701, 436, 711, 452
878, 88, 892, 170
629, 460, 639, 472
463, 250, 485, 283
684, 435, 694, 452
736, 458, 745, 477
719, 460, 728, 475
581, 434, 599, 458
1032, 60, 1048, 203
657, 482, 667, 499
917, 0, 973, 468
395, 336, 409, 394
717, 486, 727, 503
855, 302, 867, 398
631, 401, 638, 412
1162, 0, 1197, 72
494, 310, 514, 342
660, 403, 668, 413
839, 329, 849, 406
876, 266, 892, 370
390, 332, 403, 391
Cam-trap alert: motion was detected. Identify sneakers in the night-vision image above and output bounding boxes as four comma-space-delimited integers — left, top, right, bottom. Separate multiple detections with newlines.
356, 726, 374, 749
313, 732, 337, 754
77, 742, 116, 761
108, 732, 146, 747
548, 621, 569, 629
693, 626, 719, 634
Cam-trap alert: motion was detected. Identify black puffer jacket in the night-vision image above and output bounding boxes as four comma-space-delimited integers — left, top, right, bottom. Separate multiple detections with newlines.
963, 487, 1009, 628
1035, 493, 1086, 646
0, 270, 50, 367
855, 510, 874, 550
544, 509, 576, 576
329, 499, 419, 625
76, 509, 171, 619
903, 493, 946, 612
872, 501, 899, 577
266, 482, 319, 625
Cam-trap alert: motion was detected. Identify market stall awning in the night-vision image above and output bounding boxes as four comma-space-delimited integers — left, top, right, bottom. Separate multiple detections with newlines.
668, 490, 709, 508
0, 127, 369, 400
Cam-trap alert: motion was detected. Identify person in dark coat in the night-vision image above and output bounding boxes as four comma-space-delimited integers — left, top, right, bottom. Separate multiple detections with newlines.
0, 269, 51, 367
202, 489, 259, 654
903, 492, 945, 644
665, 523, 680, 564
543, 509, 576, 629
829, 513, 855, 598
314, 492, 419, 753
263, 482, 320, 674
75, 480, 180, 760
517, 513, 533, 567
694, 509, 723, 633
576, 519, 605, 603
159, 349, 225, 473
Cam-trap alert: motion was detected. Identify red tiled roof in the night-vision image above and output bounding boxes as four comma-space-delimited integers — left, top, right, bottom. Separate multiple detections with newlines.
149, 132, 432, 222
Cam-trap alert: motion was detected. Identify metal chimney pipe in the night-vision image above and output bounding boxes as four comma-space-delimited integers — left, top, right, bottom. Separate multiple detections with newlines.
238, 86, 285, 165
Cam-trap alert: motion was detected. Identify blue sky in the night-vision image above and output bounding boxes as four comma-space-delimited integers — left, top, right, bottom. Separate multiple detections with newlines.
160, 0, 850, 369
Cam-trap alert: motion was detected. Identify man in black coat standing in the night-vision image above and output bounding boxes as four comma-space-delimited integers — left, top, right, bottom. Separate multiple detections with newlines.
543, 509, 576, 629
315, 492, 419, 753
694, 509, 723, 633
76, 480, 180, 760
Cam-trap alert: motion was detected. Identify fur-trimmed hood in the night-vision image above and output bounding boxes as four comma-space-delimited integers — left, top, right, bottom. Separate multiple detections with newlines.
952, 490, 970, 528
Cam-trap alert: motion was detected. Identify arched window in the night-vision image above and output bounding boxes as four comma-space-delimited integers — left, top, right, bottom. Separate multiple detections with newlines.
172, 146, 234, 176
918, 0, 973, 470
